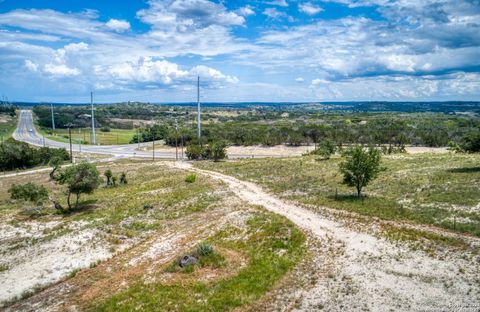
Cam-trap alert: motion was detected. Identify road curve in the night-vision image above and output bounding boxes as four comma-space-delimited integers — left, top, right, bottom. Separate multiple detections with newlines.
12, 110, 290, 159
13, 110, 176, 159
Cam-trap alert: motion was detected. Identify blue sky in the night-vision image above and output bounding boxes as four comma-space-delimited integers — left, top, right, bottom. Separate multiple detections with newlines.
0, 0, 479, 103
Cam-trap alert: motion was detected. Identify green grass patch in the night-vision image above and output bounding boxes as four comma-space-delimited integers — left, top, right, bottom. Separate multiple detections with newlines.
196, 153, 480, 237
0, 113, 17, 141
37, 127, 135, 145
91, 211, 306, 312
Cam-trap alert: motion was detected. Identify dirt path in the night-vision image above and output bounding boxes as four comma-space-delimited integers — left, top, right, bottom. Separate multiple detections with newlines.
172, 162, 480, 311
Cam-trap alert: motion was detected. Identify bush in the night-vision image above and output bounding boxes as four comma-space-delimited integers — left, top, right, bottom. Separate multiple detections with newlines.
460, 132, 480, 153
9, 183, 48, 204
9, 183, 49, 215
196, 242, 213, 256
186, 144, 204, 160
104, 169, 112, 186
186, 143, 227, 161
185, 173, 196, 183
211, 141, 227, 161
312, 140, 336, 159
119, 172, 128, 184
0, 139, 69, 171
100, 126, 111, 132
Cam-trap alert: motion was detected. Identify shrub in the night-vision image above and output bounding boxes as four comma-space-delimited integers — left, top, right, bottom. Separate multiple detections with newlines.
186, 144, 204, 160
312, 140, 336, 159
211, 141, 227, 161
0, 139, 69, 171
100, 126, 111, 132
9, 183, 48, 204
104, 169, 112, 186
196, 242, 213, 256
186, 143, 227, 161
460, 132, 480, 153
9, 183, 49, 215
119, 172, 128, 184
185, 173, 196, 183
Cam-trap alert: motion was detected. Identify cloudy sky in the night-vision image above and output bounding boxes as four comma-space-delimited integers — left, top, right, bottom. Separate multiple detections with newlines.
0, 0, 479, 103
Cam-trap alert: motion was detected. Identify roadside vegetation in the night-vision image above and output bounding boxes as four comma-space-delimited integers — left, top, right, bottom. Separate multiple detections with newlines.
0, 106, 17, 141
196, 152, 480, 237
0, 138, 69, 171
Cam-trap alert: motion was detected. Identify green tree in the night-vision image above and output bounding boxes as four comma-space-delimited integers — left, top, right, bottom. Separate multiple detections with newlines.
211, 141, 227, 161
460, 132, 480, 153
104, 169, 112, 186
49, 156, 63, 180
56, 163, 101, 209
339, 145, 382, 198
186, 144, 204, 160
312, 140, 336, 160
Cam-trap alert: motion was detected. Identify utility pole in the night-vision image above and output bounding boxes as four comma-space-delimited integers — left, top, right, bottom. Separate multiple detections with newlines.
68, 127, 73, 163
152, 139, 155, 161
91, 91, 96, 145
175, 119, 178, 161
78, 128, 82, 152
50, 103, 55, 132
197, 76, 201, 145
181, 134, 184, 160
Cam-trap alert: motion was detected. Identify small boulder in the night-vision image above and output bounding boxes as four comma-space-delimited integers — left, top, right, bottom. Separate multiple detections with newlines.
143, 204, 154, 210
178, 255, 198, 267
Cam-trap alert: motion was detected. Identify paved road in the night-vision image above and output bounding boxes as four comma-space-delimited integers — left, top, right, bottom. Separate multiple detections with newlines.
13, 110, 287, 159
13, 110, 177, 159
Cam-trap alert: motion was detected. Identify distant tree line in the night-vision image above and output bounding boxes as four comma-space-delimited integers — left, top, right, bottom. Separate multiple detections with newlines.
131, 119, 479, 149
0, 139, 69, 171
33, 104, 480, 148
0, 104, 16, 117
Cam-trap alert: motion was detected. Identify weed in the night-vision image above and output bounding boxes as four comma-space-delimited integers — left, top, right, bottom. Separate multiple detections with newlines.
196, 242, 214, 256
185, 173, 197, 183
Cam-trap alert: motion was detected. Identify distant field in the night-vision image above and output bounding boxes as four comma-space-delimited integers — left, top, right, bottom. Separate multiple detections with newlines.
38, 127, 136, 145
0, 113, 17, 141
196, 152, 480, 237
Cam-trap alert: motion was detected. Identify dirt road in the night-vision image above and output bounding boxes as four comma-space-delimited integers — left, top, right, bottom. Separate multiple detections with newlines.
172, 162, 480, 311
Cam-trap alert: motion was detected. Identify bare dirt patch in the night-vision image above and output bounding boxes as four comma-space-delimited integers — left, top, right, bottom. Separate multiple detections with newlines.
178, 162, 480, 311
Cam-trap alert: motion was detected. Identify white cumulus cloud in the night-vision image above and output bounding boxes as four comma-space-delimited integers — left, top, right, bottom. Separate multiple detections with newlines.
24, 59, 38, 71
44, 63, 80, 76
299, 3, 323, 15
237, 5, 255, 16
105, 19, 131, 32
266, 0, 288, 7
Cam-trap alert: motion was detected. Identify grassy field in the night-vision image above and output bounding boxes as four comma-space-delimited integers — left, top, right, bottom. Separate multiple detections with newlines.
0, 113, 17, 141
94, 211, 305, 311
0, 160, 306, 310
196, 152, 480, 237
37, 127, 136, 145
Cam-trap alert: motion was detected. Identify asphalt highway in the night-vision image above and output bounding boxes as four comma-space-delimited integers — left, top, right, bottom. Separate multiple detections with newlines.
13, 110, 178, 159
12, 110, 286, 159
